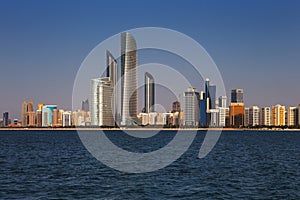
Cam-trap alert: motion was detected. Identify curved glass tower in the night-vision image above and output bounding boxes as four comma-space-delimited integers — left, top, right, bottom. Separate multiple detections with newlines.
145, 72, 155, 113
120, 32, 138, 126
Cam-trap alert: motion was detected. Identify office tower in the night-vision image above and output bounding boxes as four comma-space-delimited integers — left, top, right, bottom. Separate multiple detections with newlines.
218, 107, 226, 127
272, 104, 285, 126
172, 101, 181, 113
81, 99, 89, 112
62, 111, 72, 127
42, 105, 57, 127
229, 103, 245, 127
249, 106, 260, 126
287, 106, 297, 126
260, 107, 271, 126
106, 50, 118, 122
184, 88, 200, 127
231, 89, 244, 103
244, 108, 249, 126
120, 32, 138, 126
21, 100, 27, 126
3, 112, 9, 127
218, 96, 227, 108
145, 72, 155, 113
91, 78, 114, 127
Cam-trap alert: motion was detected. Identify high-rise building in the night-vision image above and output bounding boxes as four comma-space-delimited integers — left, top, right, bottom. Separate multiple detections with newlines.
21, 100, 36, 127
218, 96, 227, 108
260, 107, 271, 126
106, 50, 118, 123
172, 101, 181, 113
145, 72, 155, 113
91, 78, 114, 127
272, 104, 285, 126
231, 89, 244, 103
26, 100, 35, 127
209, 109, 219, 127
120, 32, 138, 126
229, 103, 245, 127
184, 88, 200, 127
36, 103, 44, 127
244, 107, 249, 127
62, 111, 72, 127
3, 112, 9, 127
218, 107, 226, 127
287, 106, 297, 126
205, 79, 216, 109
298, 104, 300, 126
249, 106, 260, 126
199, 93, 207, 127
81, 99, 89, 112
21, 100, 27, 126
53, 109, 59, 126
42, 105, 57, 127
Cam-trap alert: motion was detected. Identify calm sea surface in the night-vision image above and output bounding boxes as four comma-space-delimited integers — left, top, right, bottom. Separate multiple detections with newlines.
0, 130, 299, 199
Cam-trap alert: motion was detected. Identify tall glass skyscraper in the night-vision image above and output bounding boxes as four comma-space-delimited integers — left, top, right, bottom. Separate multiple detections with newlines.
145, 72, 155, 113
106, 50, 118, 123
120, 32, 138, 126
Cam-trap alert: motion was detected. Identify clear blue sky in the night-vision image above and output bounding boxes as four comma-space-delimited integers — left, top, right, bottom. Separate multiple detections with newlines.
0, 0, 300, 119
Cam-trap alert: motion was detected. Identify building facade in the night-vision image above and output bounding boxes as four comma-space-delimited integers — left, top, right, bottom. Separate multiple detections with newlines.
91, 78, 114, 127
249, 106, 260, 126
120, 32, 138, 126
184, 88, 200, 127
260, 107, 271, 126
145, 72, 155, 113
272, 104, 286, 126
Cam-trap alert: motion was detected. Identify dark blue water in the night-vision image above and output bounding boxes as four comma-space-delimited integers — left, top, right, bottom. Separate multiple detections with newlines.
0, 130, 299, 199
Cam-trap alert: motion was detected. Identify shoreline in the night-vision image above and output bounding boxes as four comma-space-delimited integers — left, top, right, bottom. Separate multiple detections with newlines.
0, 127, 300, 131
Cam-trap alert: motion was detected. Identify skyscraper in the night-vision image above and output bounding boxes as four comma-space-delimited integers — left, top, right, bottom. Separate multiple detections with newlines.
120, 32, 138, 126
106, 50, 118, 122
231, 89, 244, 103
90, 78, 114, 127
205, 79, 216, 109
145, 72, 155, 113
3, 112, 9, 127
184, 88, 200, 127
21, 100, 27, 126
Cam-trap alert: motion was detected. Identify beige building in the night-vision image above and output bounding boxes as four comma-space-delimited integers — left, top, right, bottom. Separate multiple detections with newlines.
272, 104, 285, 126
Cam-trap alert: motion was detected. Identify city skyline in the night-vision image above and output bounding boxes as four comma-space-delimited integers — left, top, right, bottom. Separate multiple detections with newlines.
1, 1, 300, 119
